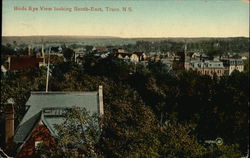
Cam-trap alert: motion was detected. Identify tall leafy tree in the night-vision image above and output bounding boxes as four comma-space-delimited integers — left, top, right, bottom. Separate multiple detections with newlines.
38, 108, 102, 158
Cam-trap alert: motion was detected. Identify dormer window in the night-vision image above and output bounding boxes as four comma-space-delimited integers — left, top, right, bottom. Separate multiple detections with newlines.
43, 108, 67, 117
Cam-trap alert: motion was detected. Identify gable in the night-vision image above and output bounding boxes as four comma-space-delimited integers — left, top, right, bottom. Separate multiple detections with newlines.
16, 122, 56, 158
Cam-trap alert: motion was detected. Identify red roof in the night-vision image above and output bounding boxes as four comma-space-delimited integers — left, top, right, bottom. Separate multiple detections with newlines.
9, 56, 44, 71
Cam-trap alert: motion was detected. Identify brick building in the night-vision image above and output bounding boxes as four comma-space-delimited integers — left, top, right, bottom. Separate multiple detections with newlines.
4, 86, 104, 157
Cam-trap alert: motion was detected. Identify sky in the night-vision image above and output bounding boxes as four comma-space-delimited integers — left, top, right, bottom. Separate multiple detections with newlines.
2, 0, 249, 37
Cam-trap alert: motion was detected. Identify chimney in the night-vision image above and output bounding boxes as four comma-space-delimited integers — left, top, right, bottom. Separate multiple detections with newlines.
5, 98, 15, 153
98, 85, 104, 116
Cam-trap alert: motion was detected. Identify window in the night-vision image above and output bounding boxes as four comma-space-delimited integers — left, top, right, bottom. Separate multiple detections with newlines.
43, 109, 52, 113
35, 141, 43, 149
43, 108, 67, 117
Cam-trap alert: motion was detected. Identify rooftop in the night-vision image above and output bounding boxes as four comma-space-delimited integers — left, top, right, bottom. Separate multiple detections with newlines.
14, 91, 100, 143
8, 56, 44, 71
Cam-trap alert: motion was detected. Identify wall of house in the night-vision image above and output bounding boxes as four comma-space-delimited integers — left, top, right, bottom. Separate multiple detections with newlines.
130, 54, 139, 62
229, 65, 244, 74
16, 124, 56, 158
196, 68, 225, 77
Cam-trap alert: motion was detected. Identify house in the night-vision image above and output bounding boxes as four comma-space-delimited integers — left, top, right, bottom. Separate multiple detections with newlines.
220, 58, 244, 75
241, 56, 247, 60
100, 52, 110, 58
92, 46, 107, 52
115, 52, 146, 63
4, 86, 104, 158
112, 48, 125, 54
74, 48, 86, 64
132, 52, 147, 62
116, 53, 132, 61
189, 60, 225, 77
6, 56, 45, 71
191, 52, 201, 59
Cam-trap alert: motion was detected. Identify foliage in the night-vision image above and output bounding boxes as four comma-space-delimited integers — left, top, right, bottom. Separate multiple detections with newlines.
122, 37, 249, 55
204, 144, 243, 158
38, 108, 102, 158
100, 83, 160, 158
158, 120, 206, 158
0, 53, 248, 157
243, 59, 249, 73
63, 48, 75, 61
82, 55, 134, 80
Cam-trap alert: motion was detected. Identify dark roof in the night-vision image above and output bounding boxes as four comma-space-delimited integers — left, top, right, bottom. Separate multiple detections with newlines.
14, 91, 100, 143
132, 52, 144, 56
9, 56, 43, 70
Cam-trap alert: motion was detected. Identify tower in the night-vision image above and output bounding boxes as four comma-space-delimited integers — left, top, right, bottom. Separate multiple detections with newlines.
184, 43, 190, 70
184, 43, 187, 55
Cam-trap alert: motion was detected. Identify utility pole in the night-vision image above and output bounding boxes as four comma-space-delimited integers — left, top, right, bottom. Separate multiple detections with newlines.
45, 47, 51, 93
42, 39, 45, 65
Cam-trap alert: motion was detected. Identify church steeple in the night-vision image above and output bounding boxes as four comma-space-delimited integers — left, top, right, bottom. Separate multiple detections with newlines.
184, 43, 187, 54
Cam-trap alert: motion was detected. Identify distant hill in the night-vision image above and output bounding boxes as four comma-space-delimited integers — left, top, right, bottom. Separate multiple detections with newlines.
1, 35, 249, 46
2, 35, 123, 45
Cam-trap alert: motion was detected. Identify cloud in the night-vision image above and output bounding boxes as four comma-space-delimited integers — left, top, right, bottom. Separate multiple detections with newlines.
240, 0, 250, 4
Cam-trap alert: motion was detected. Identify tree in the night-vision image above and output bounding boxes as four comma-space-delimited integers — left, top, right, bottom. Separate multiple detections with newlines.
38, 108, 102, 158
63, 48, 75, 61
100, 83, 161, 158
243, 59, 249, 73
1, 50, 248, 157
204, 144, 243, 158
158, 119, 206, 158
85, 45, 94, 53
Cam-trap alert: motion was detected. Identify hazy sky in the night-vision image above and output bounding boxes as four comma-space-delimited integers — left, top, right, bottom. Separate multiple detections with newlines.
2, 0, 249, 37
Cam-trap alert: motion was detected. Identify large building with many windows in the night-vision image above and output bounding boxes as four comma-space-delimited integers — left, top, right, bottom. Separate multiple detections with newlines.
189, 60, 225, 77
220, 58, 244, 75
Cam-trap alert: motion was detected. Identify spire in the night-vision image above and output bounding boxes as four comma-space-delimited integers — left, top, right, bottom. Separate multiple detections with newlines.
184, 43, 187, 53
